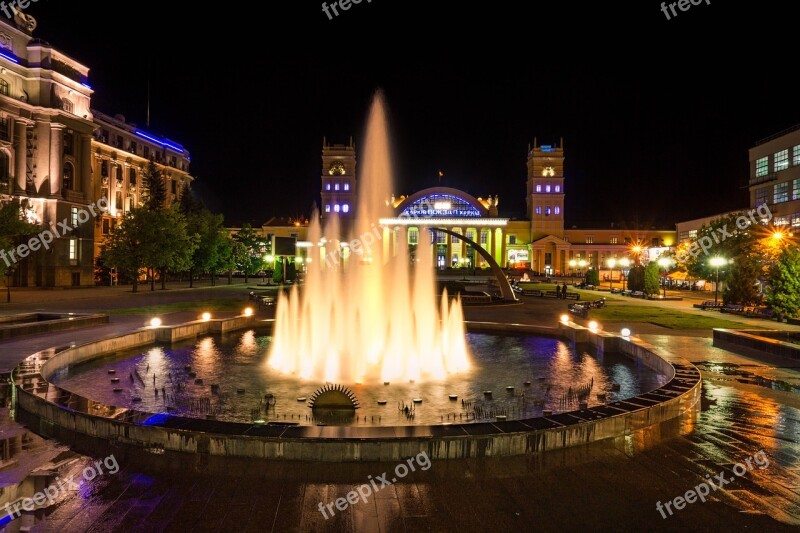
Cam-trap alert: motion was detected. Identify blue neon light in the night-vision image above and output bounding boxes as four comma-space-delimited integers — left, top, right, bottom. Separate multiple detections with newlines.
0, 51, 19, 64
134, 130, 186, 154
81, 82, 93, 90
141, 413, 172, 426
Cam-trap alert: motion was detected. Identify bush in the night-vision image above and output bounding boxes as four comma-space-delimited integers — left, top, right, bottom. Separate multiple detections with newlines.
585, 269, 600, 286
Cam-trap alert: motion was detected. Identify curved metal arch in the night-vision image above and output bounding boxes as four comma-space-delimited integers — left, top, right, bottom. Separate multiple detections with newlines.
427, 227, 517, 301
395, 187, 489, 217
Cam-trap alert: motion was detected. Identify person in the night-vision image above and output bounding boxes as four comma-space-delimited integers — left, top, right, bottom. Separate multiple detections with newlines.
562, 282, 568, 299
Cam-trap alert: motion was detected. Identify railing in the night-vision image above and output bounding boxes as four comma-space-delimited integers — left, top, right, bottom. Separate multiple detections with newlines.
749, 172, 777, 186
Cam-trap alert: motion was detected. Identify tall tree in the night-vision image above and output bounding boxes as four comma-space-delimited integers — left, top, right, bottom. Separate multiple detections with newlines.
643, 262, 660, 295
723, 254, 762, 305
100, 208, 152, 292
149, 207, 196, 290
627, 265, 645, 292
142, 160, 167, 210
766, 247, 800, 318
233, 223, 264, 283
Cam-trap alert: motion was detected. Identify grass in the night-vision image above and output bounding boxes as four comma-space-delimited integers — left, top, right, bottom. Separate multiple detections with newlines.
588, 304, 758, 330
102, 298, 248, 315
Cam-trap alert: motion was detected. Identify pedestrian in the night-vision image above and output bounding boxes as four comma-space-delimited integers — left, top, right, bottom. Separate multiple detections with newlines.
562, 282, 568, 299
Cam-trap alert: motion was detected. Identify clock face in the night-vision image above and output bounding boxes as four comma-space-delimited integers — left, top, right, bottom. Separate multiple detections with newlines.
328, 161, 346, 176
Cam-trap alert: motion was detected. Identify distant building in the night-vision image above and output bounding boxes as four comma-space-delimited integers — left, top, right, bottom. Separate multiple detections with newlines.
749, 125, 800, 229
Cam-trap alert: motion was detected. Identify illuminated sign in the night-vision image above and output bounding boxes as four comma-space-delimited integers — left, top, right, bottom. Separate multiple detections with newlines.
400, 194, 482, 218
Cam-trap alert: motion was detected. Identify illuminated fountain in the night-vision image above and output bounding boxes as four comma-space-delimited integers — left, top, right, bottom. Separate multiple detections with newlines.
268, 92, 471, 383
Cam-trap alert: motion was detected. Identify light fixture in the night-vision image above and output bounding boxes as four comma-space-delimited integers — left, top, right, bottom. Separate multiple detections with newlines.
265, 255, 274, 263
244, 307, 253, 317
149, 317, 162, 327
201, 312, 211, 321
588, 321, 599, 332
560, 314, 569, 325
620, 328, 631, 337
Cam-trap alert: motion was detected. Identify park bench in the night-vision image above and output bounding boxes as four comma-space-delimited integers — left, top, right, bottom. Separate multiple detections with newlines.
720, 304, 745, 314
693, 300, 722, 310
544, 291, 561, 298
522, 289, 543, 297
585, 298, 606, 309
746, 307, 775, 319
565, 292, 580, 300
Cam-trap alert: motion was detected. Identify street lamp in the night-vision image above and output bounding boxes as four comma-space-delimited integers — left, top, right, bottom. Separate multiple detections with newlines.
607, 258, 616, 290
657, 257, 671, 298
709, 256, 726, 305
265, 255, 275, 285
619, 258, 630, 290
578, 259, 587, 278
569, 259, 577, 281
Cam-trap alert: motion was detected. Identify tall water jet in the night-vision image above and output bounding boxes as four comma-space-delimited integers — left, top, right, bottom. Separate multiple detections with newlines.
268, 92, 471, 383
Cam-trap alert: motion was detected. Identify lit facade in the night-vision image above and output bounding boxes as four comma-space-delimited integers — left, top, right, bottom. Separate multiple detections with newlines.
749, 126, 800, 229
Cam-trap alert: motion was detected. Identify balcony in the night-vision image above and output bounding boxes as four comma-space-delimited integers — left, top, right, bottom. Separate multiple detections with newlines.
750, 172, 777, 186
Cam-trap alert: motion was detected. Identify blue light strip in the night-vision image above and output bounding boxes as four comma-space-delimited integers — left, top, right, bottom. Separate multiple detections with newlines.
81, 82, 92, 90
0, 51, 19, 64
134, 130, 186, 154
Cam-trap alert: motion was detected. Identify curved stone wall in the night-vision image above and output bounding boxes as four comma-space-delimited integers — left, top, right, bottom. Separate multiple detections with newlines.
13, 319, 701, 462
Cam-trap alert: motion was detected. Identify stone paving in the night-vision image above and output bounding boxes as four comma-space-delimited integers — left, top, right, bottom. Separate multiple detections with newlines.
0, 287, 797, 531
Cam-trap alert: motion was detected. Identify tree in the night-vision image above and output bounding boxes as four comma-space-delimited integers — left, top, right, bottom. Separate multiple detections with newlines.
627, 265, 645, 292
286, 259, 297, 282
149, 207, 196, 290
100, 209, 152, 292
643, 262, 660, 295
0, 200, 39, 278
680, 213, 751, 282
142, 160, 167, 210
233, 223, 264, 283
584, 268, 599, 286
178, 182, 204, 215
766, 247, 800, 319
723, 254, 762, 305
273, 257, 284, 284
183, 208, 226, 288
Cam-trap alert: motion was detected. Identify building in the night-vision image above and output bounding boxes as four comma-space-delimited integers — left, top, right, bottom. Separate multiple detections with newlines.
256, 138, 676, 275
0, 14, 193, 287
749, 125, 800, 229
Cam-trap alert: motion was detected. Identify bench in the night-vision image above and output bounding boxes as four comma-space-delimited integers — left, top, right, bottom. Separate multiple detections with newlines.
746, 307, 775, 319
586, 298, 606, 309
693, 301, 722, 310
544, 291, 561, 298
720, 304, 745, 314
568, 303, 589, 318
522, 289, 543, 297
565, 292, 580, 300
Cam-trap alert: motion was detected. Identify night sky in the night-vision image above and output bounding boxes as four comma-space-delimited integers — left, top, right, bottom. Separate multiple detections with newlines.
24, 1, 799, 228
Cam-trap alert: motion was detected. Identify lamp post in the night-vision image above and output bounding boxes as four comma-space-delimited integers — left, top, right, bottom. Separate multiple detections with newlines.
619, 258, 630, 290
657, 257, 671, 298
709, 256, 726, 305
606, 258, 616, 290
578, 259, 587, 279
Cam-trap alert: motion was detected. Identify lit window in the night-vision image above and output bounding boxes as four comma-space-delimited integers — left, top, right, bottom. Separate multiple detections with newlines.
535, 206, 541, 215
326, 183, 331, 191
0, 78, 8, 96
437, 231, 446, 244
794, 146, 800, 166
408, 228, 418, 244
344, 182, 350, 191
342, 204, 349, 213
545, 206, 551, 215
688, 229, 698, 239
793, 178, 800, 200
586, 236, 594, 244
755, 157, 769, 177
480, 231, 488, 245
545, 185, 551, 193
325, 204, 331, 213
555, 185, 561, 193
466, 230, 476, 241
554, 206, 560, 215
334, 204, 340, 212
755, 186, 769, 206
69, 239, 77, 260
62, 100, 73, 114
71, 207, 79, 227
334, 183, 340, 191
508, 235, 516, 244
610, 237, 618, 244
535, 184, 541, 192
774, 182, 789, 203
774, 149, 789, 171
452, 232, 460, 244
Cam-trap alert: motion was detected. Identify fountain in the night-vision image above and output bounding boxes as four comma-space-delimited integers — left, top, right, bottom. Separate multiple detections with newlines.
267, 92, 472, 384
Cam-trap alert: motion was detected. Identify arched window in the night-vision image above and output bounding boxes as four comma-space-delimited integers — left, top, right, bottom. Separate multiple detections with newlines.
0, 151, 9, 184
63, 162, 74, 191
0, 79, 8, 97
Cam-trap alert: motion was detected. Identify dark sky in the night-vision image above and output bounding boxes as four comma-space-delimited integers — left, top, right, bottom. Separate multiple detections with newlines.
25, 1, 800, 228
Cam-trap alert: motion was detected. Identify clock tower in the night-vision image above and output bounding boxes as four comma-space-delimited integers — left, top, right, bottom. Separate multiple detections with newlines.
320, 137, 357, 222
526, 138, 565, 240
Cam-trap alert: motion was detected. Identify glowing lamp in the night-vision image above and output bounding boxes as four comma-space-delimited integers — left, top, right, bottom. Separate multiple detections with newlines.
201, 312, 211, 321
621, 328, 631, 337
244, 307, 253, 317
588, 321, 599, 332
149, 318, 162, 327
560, 314, 569, 325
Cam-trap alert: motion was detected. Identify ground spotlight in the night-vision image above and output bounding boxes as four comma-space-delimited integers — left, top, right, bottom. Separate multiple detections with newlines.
202, 312, 211, 321
560, 314, 569, 325
588, 321, 599, 332
150, 317, 161, 327
620, 328, 631, 337
244, 307, 254, 317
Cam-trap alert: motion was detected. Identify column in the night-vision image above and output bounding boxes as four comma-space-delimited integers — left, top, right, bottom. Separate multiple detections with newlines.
80, 133, 93, 201
14, 120, 27, 192
49, 124, 64, 197
446, 232, 452, 267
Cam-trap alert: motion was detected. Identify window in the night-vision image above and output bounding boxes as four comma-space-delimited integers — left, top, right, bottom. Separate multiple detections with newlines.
794, 146, 800, 167
451, 232, 460, 244
62, 100, 73, 113
334, 204, 340, 212
63, 130, 74, 155
334, 183, 340, 191
774, 149, 789, 171
480, 231, 488, 245
129, 168, 136, 185
115, 135, 123, 148
545, 184, 551, 193
129, 141, 137, 154
325, 204, 331, 213
508, 235, 517, 244
755, 157, 769, 177
0, 116, 7, 141
409, 228, 419, 244
466, 230, 476, 242
651, 237, 660, 247
101, 160, 109, 177
436, 231, 446, 244
610, 237, 618, 244
102, 219, 110, 235
116, 166, 123, 181
71, 207, 79, 227
554, 206, 560, 215
535, 184, 542, 192
325, 183, 331, 191
774, 182, 789, 203
0, 150, 8, 182
545, 206, 551, 215
116, 191, 123, 213
792, 178, 800, 200
63, 163, 74, 191
0, 78, 8, 96
586, 236, 594, 244
535, 206, 541, 215
755, 186, 769, 206
143, 146, 150, 159
342, 204, 349, 213
68, 239, 77, 260
344, 182, 350, 191
688, 229, 698, 239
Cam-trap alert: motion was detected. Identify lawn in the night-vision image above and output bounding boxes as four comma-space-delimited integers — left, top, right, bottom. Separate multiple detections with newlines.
102, 298, 249, 315
588, 304, 758, 330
